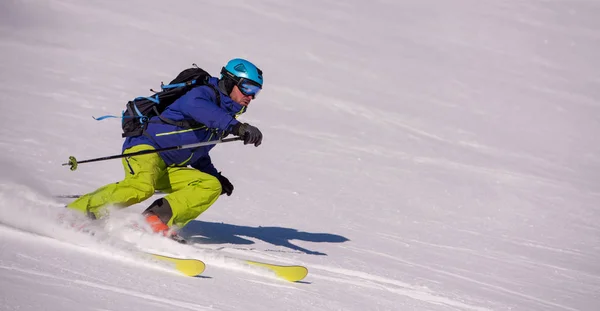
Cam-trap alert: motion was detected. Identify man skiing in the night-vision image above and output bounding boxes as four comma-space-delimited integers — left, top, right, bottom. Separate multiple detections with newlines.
67, 58, 264, 241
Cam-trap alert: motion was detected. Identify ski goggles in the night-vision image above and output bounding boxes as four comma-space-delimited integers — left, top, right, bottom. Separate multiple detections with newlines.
237, 79, 262, 98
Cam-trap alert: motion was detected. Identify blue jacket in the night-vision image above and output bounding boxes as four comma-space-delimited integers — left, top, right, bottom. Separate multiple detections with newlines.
122, 77, 244, 176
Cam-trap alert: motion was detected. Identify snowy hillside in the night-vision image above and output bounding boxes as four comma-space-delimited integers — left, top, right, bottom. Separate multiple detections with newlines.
1, 0, 599, 310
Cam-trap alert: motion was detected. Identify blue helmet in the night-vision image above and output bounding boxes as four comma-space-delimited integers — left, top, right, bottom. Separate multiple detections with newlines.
220, 58, 263, 98
221, 58, 263, 86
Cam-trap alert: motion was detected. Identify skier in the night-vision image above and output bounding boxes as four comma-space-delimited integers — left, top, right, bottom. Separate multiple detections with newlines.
67, 58, 264, 241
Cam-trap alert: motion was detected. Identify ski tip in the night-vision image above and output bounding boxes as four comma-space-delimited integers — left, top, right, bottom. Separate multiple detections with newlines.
246, 261, 308, 282
149, 254, 206, 277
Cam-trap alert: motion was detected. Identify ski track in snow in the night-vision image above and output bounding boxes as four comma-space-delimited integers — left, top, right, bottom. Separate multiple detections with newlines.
0, 265, 214, 311
340, 246, 578, 311
0, 214, 490, 310
202, 246, 492, 310
1, 218, 491, 311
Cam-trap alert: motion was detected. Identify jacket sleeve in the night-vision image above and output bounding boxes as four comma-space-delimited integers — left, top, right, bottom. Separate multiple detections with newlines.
179, 87, 239, 132
191, 154, 219, 177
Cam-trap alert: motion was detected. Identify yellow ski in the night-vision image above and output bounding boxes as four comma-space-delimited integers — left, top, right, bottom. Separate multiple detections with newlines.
147, 253, 308, 282
246, 260, 308, 282
150, 254, 206, 277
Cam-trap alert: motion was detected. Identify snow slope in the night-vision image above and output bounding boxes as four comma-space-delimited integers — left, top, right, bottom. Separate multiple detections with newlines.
1, 0, 599, 310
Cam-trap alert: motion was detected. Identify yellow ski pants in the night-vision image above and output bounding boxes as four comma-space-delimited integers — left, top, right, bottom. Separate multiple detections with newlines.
67, 144, 222, 228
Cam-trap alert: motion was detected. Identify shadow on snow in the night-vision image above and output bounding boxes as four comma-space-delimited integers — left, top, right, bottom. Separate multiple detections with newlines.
181, 220, 349, 256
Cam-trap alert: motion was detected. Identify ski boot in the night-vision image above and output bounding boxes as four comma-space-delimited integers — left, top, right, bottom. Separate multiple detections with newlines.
143, 213, 187, 244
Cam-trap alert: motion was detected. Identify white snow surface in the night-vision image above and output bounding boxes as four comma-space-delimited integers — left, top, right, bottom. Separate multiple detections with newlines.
1, 1, 599, 310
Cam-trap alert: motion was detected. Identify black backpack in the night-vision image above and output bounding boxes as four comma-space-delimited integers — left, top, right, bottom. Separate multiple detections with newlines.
119, 64, 221, 138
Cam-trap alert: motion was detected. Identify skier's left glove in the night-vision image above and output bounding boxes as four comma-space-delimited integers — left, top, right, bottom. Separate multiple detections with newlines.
217, 172, 234, 196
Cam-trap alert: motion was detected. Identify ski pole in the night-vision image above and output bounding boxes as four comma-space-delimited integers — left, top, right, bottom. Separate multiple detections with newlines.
62, 136, 243, 171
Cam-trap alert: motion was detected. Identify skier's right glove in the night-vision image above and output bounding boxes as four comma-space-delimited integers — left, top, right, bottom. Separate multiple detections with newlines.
232, 122, 263, 147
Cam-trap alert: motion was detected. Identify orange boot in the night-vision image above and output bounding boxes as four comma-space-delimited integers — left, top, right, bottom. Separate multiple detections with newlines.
145, 214, 169, 234
144, 213, 187, 244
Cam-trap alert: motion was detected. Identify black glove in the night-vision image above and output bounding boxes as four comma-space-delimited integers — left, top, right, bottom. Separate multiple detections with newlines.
216, 172, 234, 196
232, 122, 263, 147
